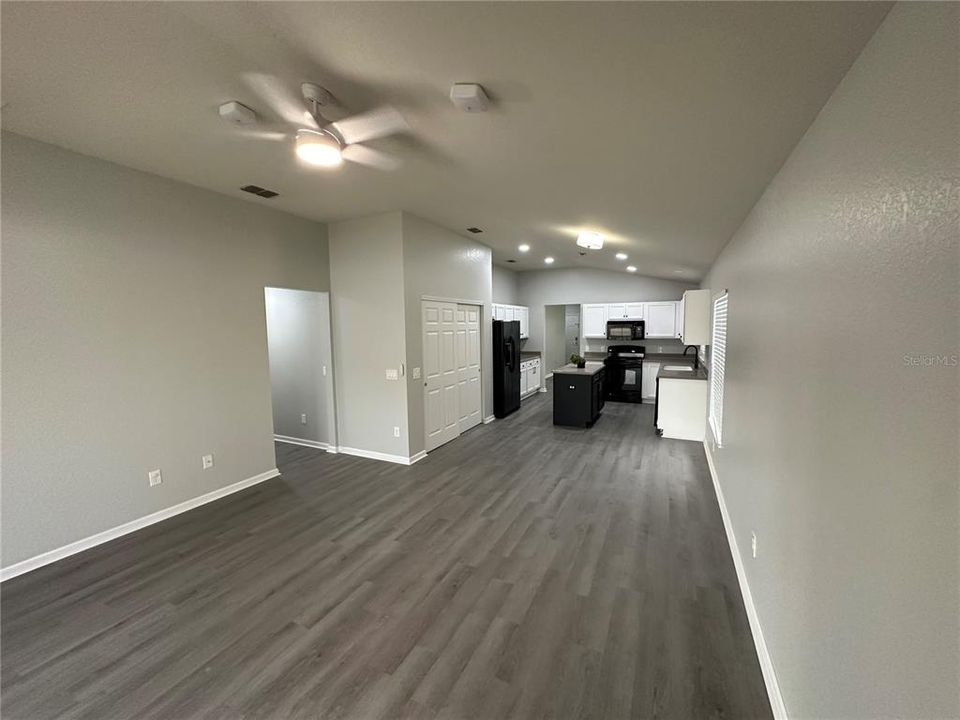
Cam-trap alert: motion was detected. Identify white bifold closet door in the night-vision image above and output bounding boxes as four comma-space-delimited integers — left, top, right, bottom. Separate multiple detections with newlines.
423, 300, 482, 452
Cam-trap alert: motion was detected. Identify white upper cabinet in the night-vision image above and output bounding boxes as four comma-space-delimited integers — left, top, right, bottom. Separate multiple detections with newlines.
493, 303, 530, 339
582, 304, 608, 337
644, 302, 678, 338
679, 289, 711, 345
625, 303, 645, 319
606, 303, 627, 320
518, 306, 529, 339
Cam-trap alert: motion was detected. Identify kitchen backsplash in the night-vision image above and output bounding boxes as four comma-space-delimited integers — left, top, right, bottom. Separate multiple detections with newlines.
582, 338, 687, 355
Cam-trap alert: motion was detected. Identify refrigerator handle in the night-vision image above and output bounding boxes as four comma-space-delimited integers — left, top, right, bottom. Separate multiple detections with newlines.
505, 338, 515, 371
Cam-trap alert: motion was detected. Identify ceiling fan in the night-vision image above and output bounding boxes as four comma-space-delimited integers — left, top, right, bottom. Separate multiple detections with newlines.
238, 73, 408, 171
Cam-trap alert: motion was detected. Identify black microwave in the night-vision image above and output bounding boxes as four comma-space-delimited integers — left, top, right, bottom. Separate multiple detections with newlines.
606, 320, 645, 341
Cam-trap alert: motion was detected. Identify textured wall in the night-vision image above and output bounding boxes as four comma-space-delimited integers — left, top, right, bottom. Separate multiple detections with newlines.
492, 266, 519, 305
402, 212, 494, 454
702, 4, 959, 717
328, 212, 409, 458
1, 133, 330, 566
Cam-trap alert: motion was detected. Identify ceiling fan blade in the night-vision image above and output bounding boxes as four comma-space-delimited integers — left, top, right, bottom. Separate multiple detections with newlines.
330, 106, 408, 145
234, 129, 288, 142
342, 144, 402, 171
242, 72, 317, 130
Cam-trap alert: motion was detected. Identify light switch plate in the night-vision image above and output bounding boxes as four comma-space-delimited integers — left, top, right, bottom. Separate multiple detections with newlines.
148, 469, 162, 487
412, 367, 421, 379
385, 368, 399, 381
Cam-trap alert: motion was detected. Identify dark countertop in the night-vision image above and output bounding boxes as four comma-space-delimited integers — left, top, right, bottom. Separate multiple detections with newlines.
656, 358, 708, 381
553, 362, 605, 376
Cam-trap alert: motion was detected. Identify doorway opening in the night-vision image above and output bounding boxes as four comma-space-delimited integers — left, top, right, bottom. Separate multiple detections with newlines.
263, 288, 337, 462
543, 304, 581, 376
422, 300, 482, 452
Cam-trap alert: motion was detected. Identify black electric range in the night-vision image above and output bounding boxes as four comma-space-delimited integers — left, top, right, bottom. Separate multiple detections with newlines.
603, 344, 645, 403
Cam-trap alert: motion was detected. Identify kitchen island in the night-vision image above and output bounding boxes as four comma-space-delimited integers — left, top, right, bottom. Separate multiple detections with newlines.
553, 362, 606, 427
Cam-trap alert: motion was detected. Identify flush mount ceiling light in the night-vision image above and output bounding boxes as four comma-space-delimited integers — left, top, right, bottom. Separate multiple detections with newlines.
518, 244, 530, 253
576, 232, 604, 250
544, 256, 555, 265
616, 252, 628, 260
295, 129, 343, 167
626, 265, 637, 272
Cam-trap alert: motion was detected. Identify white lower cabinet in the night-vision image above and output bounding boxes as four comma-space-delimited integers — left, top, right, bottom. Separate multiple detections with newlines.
657, 379, 708, 441
641, 362, 660, 401
520, 357, 541, 398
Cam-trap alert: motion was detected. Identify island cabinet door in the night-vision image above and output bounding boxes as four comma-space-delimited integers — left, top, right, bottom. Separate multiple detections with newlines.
554, 375, 591, 427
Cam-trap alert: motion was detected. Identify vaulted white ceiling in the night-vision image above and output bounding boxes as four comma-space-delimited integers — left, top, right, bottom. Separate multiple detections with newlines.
1, 2, 890, 280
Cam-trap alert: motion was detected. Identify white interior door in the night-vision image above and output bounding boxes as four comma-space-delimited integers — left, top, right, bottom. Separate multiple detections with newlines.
456, 304, 482, 432
423, 300, 460, 451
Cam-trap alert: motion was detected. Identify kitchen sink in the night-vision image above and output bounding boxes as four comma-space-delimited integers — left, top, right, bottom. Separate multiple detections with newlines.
663, 365, 694, 371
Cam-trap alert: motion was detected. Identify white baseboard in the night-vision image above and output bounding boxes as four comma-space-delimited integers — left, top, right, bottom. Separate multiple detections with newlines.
483, 415, 496, 424
274, 434, 332, 451
703, 442, 788, 719
338, 446, 420, 466
544, 372, 554, 381
409, 451, 427, 465
0, 468, 280, 583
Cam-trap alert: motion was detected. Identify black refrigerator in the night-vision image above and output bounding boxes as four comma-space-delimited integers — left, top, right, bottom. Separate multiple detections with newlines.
493, 320, 521, 418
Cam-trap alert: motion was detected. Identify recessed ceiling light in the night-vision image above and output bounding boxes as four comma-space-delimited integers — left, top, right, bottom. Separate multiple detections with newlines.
673, 269, 684, 274
576, 232, 604, 250
626, 265, 637, 272
544, 257, 555, 265
616, 252, 628, 261
518, 244, 530, 253
466, 227, 483, 234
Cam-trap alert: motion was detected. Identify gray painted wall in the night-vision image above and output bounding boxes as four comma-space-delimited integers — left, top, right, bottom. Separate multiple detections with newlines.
328, 212, 409, 458
264, 288, 334, 446
1, 132, 330, 567
701, 4, 959, 717
543, 305, 567, 373
402, 212, 494, 455
492, 265, 519, 305
516, 268, 696, 353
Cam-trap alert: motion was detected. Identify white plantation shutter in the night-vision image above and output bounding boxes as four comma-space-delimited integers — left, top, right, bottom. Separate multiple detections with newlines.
709, 293, 728, 447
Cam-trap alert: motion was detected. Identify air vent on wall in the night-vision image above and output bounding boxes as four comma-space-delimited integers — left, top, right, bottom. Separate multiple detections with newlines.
241, 185, 279, 198
466, 227, 483, 234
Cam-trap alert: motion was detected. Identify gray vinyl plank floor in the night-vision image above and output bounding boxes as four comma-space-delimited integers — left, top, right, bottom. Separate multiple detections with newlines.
1, 384, 772, 719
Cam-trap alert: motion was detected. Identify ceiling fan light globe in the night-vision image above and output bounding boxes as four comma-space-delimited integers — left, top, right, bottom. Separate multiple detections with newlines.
295, 130, 343, 168
576, 232, 604, 250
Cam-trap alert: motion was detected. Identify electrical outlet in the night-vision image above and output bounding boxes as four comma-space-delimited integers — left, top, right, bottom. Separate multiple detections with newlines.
751, 531, 758, 558
301, 413, 307, 425
412, 367, 421, 379
148, 469, 162, 487
202, 454, 214, 470
393, 426, 400, 438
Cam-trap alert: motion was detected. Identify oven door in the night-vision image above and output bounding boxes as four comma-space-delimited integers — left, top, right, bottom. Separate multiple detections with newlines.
605, 361, 644, 401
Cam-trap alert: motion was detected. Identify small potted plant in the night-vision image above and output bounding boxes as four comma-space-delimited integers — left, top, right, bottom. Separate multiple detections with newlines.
569, 353, 586, 369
